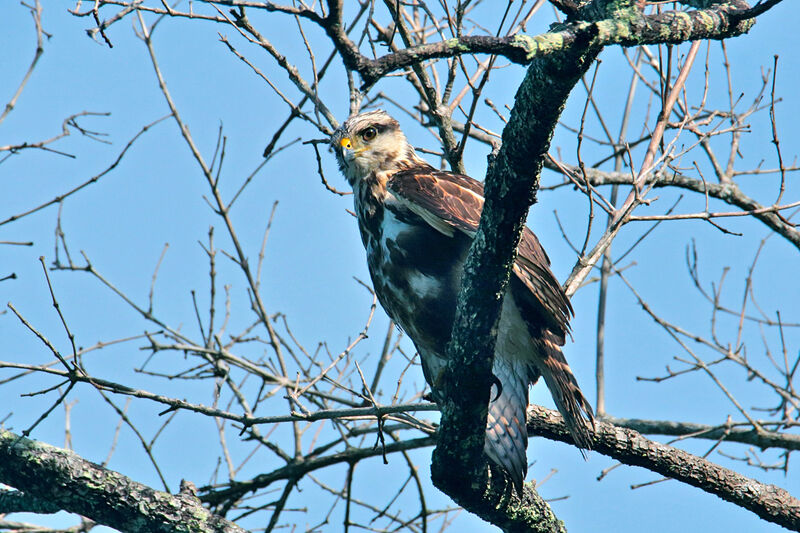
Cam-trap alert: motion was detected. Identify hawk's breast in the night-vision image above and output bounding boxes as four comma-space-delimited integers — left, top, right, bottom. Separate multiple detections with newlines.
359, 196, 471, 356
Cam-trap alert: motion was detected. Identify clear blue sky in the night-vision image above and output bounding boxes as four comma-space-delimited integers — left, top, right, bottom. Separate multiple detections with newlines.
2, 3, 799, 532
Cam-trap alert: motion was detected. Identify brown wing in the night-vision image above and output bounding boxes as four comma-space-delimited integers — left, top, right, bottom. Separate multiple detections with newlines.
387, 168, 572, 338
512, 228, 573, 341
388, 168, 484, 236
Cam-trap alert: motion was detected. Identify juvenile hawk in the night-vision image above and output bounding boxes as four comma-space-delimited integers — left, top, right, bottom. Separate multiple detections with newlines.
331, 110, 594, 492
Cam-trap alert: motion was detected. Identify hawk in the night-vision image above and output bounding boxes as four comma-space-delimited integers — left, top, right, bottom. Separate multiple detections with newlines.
331, 109, 594, 492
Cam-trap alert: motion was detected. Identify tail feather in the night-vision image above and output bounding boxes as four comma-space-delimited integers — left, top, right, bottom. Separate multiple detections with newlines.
537, 332, 595, 451
419, 346, 532, 492
418, 332, 593, 494
484, 354, 530, 494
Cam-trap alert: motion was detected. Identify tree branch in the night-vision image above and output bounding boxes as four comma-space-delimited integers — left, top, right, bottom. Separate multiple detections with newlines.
199, 436, 436, 508
527, 406, 800, 531
608, 415, 800, 451
431, 25, 601, 532
427, 0, 785, 528
317, 0, 767, 88
546, 160, 800, 252
0, 430, 246, 533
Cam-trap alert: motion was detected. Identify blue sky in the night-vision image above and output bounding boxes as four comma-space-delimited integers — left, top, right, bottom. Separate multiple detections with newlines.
2, 2, 799, 532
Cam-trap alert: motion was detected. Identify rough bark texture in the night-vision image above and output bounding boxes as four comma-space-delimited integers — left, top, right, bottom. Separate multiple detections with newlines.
429, 0, 781, 530
4, 1, 788, 532
329, 0, 757, 88
527, 406, 800, 531
0, 430, 245, 533
429, 25, 601, 531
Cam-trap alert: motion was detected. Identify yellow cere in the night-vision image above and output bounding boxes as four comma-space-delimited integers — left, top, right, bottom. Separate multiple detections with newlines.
340, 137, 353, 150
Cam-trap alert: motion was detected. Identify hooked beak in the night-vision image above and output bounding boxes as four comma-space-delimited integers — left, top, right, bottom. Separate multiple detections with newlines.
338, 137, 361, 162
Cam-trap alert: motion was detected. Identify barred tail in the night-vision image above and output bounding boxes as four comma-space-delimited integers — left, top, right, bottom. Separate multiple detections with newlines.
538, 332, 595, 451
420, 346, 531, 492
484, 354, 530, 494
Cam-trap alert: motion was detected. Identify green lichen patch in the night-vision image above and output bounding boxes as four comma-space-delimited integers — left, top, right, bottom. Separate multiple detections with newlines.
446, 37, 470, 53
512, 33, 566, 61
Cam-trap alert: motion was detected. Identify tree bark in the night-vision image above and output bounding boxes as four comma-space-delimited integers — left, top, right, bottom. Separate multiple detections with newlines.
0, 430, 245, 533
528, 406, 800, 531
430, 23, 601, 532
431, 0, 783, 530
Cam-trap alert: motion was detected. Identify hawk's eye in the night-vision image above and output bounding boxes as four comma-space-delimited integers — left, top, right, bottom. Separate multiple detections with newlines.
361, 126, 378, 142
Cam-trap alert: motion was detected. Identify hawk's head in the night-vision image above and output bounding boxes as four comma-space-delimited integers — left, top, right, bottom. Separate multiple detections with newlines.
331, 109, 426, 185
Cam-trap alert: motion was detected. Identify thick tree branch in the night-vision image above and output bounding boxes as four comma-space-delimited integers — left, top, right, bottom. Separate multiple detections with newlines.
316, 0, 769, 88
82, 0, 780, 93
430, 25, 601, 531
47, 1, 793, 532
426, 0, 786, 529
527, 406, 800, 531
0, 489, 62, 514
0, 430, 246, 533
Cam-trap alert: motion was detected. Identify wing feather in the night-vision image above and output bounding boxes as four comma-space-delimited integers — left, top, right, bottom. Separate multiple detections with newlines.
513, 228, 573, 340
388, 168, 482, 237
387, 167, 572, 337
